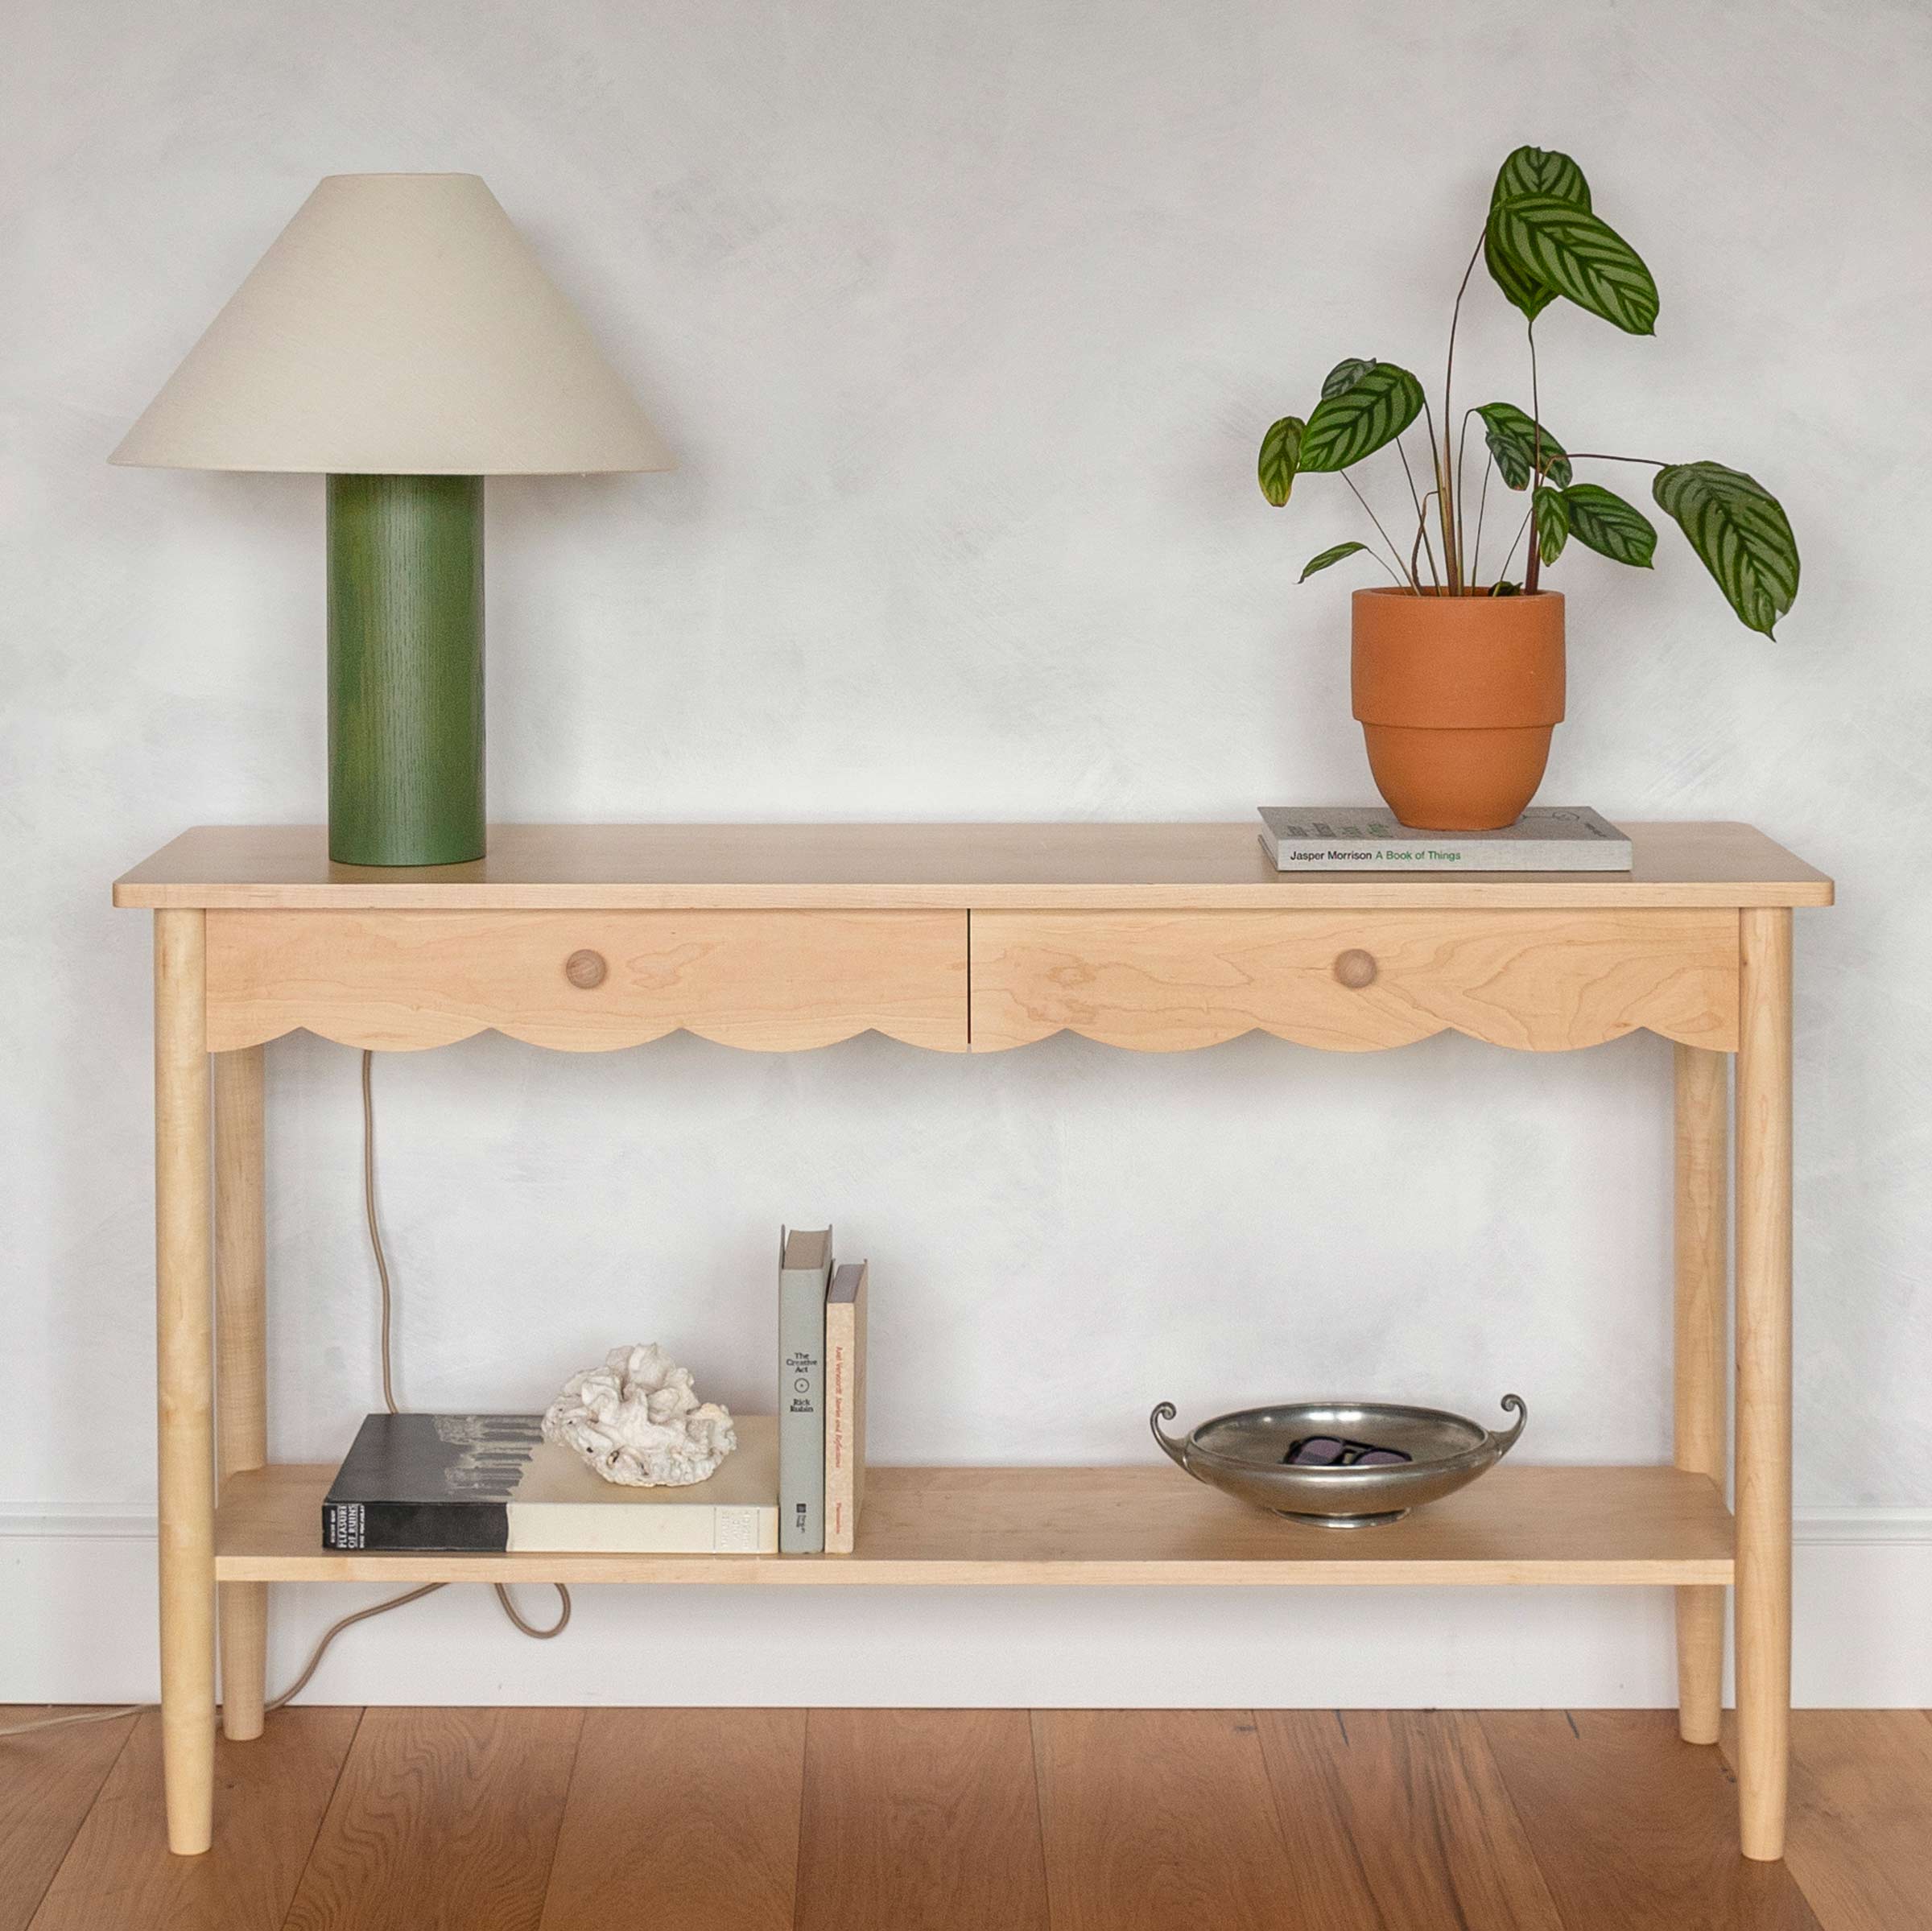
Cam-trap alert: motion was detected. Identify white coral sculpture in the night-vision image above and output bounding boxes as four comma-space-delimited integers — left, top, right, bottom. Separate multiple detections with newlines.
541, 1343, 737, 1487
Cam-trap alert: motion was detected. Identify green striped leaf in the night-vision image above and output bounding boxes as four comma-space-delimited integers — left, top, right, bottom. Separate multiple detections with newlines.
1533, 485, 1569, 565
1258, 415, 1305, 506
1652, 462, 1800, 635
1298, 540, 1372, 583
1561, 482, 1656, 567
1321, 357, 1377, 399
1476, 402, 1572, 489
1494, 145, 1591, 206
1485, 147, 1591, 321
1491, 580, 1523, 596
1298, 362, 1425, 472
1486, 231, 1556, 323
1488, 196, 1658, 334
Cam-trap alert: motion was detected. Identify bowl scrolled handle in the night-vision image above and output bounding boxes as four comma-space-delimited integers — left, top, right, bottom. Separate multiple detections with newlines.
1149, 1401, 1191, 1474
1492, 1393, 1528, 1456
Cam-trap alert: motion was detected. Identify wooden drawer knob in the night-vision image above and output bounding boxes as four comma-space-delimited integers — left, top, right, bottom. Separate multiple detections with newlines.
1333, 948, 1378, 989
564, 949, 608, 990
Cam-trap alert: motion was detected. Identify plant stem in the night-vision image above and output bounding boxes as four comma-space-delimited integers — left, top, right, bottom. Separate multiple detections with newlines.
1471, 456, 1493, 585
1343, 472, 1420, 592
1498, 504, 1533, 582
1455, 406, 1479, 577
1411, 491, 1441, 590
1524, 321, 1543, 593
1395, 439, 1441, 590
1441, 229, 1484, 585
1566, 452, 1668, 466
1421, 400, 1460, 594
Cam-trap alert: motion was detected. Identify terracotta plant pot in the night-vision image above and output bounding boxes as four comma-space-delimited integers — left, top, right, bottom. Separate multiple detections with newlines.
1351, 588, 1565, 831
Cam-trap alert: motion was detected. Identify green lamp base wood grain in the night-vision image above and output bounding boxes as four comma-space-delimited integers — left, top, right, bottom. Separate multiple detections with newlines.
327, 474, 485, 866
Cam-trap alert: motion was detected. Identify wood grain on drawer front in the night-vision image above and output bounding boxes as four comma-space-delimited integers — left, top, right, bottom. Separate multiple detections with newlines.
204, 910, 969, 1053
969, 910, 1740, 1053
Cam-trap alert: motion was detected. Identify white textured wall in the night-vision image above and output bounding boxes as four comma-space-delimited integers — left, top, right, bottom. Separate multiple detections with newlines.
4, 0, 1928, 1703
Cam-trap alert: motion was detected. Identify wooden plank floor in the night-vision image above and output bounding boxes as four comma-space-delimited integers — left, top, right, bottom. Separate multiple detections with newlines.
2, 1709, 1926, 1929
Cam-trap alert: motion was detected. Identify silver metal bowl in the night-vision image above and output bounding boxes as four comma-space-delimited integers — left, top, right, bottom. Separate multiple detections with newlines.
1150, 1395, 1526, 1527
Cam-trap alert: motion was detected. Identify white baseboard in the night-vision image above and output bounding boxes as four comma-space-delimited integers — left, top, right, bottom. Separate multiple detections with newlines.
5, 1510, 1928, 1709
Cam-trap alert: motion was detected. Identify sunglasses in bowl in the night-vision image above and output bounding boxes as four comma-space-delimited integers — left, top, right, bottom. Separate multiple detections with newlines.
1282, 1434, 1413, 1467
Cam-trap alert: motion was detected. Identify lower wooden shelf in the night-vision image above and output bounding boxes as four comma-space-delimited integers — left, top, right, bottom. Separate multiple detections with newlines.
215, 1462, 1732, 1587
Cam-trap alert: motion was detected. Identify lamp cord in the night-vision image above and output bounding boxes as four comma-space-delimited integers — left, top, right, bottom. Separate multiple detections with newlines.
365, 1049, 399, 1417
357, 1051, 572, 1642
0, 1052, 569, 1743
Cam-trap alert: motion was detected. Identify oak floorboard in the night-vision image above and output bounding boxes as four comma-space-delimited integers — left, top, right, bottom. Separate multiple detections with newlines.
1719, 1709, 1932, 1930
1032, 1710, 1298, 1931
16, 1705, 1929, 1929
793, 1709, 1048, 1931
280, 1707, 580, 1931
539, 1709, 804, 1931
27, 1708, 357, 1931
1482, 1710, 1821, 1930
1257, 1710, 1563, 1930
0, 1710, 137, 1931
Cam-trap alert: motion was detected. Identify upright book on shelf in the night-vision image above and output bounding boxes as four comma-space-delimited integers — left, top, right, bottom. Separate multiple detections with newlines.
778, 1225, 834, 1553
824, 1259, 869, 1554
320, 1413, 779, 1553
1257, 805, 1632, 871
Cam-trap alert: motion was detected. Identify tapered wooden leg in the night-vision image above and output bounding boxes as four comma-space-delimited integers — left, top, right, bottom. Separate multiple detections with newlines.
155, 910, 215, 1855
1735, 908, 1793, 1860
215, 1045, 267, 1742
1673, 1042, 1728, 1746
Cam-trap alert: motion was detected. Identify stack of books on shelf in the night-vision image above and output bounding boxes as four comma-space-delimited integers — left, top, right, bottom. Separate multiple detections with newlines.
778, 1227, 869, 1554
320, 1411, 782, 1554
318, 1228, 869, 1558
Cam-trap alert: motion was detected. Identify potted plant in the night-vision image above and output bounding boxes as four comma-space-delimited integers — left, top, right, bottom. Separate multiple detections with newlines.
1259, 146, 1800, 830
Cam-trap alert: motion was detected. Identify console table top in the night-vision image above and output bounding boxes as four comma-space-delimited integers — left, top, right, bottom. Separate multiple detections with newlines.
114, 819, 1832, 912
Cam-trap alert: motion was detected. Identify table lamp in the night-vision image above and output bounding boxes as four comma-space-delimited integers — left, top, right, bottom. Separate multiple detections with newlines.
112, 173, 672, 866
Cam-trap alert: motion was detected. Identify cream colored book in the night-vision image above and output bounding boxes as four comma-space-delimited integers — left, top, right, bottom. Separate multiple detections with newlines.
824, 1261, 869, 1554
506, 1414, 778, 1553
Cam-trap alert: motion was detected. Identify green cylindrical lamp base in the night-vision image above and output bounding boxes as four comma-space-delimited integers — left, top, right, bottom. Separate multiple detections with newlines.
327, 474, 485, 866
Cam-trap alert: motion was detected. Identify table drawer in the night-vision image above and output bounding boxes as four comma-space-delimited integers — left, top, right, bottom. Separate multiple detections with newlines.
969, 910, 1740, 1053
205, 909, 969, 1053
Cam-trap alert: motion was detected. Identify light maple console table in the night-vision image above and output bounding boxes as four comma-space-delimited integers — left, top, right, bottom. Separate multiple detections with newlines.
114, 820, 1832, 1858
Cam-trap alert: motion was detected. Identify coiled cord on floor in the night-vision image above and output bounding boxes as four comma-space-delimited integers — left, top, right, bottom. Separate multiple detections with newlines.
0, 1052, 569, 1741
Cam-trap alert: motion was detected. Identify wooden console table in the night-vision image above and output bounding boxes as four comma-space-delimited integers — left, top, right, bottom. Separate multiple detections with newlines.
114, 821, 1832, 1858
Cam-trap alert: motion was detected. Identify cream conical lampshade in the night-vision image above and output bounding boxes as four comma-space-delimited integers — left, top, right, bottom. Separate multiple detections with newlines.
110, 173, 673, 475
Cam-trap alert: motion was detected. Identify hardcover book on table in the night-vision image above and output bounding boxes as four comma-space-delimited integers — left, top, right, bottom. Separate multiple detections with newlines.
321, 1413, 778, 1553
1257, 806, 1632, 872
